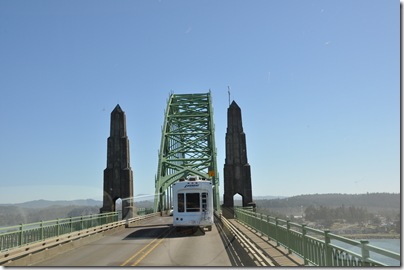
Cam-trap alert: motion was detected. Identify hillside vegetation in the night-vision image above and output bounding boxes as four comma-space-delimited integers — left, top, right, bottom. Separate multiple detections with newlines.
0, 205, 101, 227
0, 199, 154, 227
255, 192, 399, 215
254, 193, 400, 237
0, 193, 399, 228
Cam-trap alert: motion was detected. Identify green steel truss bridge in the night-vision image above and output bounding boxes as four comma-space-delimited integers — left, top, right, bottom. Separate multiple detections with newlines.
0, 92, 400, 267
154, 92, 220, 212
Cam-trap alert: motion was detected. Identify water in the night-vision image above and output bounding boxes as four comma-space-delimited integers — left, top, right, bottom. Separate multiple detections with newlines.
368, 239, 400, 266
332, 238, 400, 266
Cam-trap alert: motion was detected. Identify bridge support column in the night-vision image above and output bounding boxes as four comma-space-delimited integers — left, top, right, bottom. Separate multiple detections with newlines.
100, 105, 134, 219
223, 101, 255, 219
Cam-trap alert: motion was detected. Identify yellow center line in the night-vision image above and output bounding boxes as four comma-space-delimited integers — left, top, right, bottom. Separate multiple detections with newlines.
131, 236, 165, 266
132, 227, 174, 266
120, 226, 173, 267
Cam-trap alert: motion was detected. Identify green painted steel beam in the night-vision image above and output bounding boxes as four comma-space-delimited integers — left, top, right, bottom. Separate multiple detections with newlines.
154, 91, 220, 212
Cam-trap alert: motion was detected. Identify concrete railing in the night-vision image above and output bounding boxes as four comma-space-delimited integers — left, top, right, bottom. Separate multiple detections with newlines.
234, 207, 400, 266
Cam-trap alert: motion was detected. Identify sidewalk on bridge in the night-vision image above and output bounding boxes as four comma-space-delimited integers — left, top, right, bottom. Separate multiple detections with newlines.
228, 219, 304, 267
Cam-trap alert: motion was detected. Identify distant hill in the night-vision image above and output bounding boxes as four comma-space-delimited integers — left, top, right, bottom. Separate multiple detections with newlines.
254, 193, 400, 218
0, 198, 154, 227
0, 204, 101, 227
255, 193, 399, 209
0, 193, 399, 227
7, 199, 102, 209
252, 195, 288, 200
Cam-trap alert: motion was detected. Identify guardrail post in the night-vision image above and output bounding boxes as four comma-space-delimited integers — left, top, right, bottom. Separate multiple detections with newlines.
19, 224, 23, 246
360, 240, 370, 266
275, 217, 280, 246
249, 210, 253, 228
324, 230, 332, 266
80, 216, 83, 230
57, 219, 60, 236
254, 212, 258, 231
286, 220, 292, 254
259, 213, 262, 234
301, 224, 308, 265
70, 217, 73, 233
40, 220, 44, 241
266, 214, 270, 240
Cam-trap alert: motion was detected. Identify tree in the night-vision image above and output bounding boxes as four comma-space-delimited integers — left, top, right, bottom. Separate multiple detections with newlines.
394, 214, 400, 233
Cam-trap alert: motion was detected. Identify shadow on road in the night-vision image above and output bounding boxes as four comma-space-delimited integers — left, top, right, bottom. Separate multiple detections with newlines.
123, 226, 206, 240
127, 224, 172, 229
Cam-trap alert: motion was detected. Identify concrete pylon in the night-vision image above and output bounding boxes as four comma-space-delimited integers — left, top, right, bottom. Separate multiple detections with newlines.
223, 101, 255, 218
100, 104, 134, 219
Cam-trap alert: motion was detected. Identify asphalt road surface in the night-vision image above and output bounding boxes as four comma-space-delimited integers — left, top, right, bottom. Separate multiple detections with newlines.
33, 216, 232, 267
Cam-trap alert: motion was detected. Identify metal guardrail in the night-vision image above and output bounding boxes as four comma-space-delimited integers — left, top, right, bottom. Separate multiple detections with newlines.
234, 207, 400, 266
0, 212, 159, 266
0, 212, 118, 253
0, 209, 156, 253
218, 213, 275, 266
136, 208, 154, 215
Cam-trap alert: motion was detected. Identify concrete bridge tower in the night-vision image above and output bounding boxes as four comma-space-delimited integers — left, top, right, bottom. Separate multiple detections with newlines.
100, 105, 134, 219
223, 101, 255, 218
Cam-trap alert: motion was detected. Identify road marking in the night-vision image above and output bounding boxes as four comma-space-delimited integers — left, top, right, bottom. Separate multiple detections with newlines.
131, 236, 165, 266
120, 227, 173, 267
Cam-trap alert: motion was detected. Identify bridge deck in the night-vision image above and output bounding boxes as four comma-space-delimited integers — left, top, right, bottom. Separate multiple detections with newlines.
228, 219, 304, 266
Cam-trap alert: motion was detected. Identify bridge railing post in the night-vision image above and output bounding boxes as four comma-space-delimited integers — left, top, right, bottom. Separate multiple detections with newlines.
266, 214, 270, 240
257, 213, 260, 233
254, 212, 258, 231
302, 224, 308, 265
19, 224, 23, 246
57, 219, 60, 237
360, 240, 370, 266
286, 220, 292, 254
251, 212, 257, 229
275, 217, 280, 246
324, 230, 332, 266
259, 213, 264, 235
40, 220, 44, 241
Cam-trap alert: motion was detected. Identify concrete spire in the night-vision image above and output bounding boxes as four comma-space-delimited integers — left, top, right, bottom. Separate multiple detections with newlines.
223, 100, 254, 218
100, 104, 134, 219
110, 104, 126, 138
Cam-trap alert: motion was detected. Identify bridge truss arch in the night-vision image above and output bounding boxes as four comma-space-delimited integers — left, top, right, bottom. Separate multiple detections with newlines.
154, 92, 220, 212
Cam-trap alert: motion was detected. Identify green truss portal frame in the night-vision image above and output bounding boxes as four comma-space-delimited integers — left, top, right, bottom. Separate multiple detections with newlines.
154, 92, 220, 213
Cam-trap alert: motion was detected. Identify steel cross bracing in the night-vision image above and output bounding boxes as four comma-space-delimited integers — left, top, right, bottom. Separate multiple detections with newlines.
154, 92, 220, 212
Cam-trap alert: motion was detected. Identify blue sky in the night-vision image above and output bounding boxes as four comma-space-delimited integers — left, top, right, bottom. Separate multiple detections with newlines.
0, 0, 400, 204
